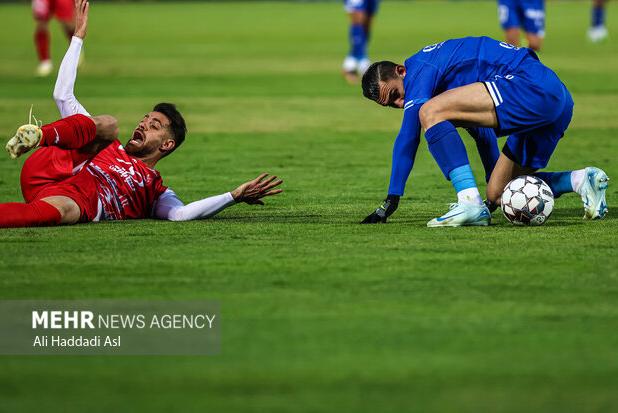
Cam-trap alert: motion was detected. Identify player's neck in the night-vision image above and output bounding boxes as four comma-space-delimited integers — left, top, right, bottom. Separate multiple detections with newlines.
132, 154, 159, 169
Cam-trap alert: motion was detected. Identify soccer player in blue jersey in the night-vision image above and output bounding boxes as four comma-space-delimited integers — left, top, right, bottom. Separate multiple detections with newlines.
360, 37, 609, 227
342, 0, 379, 83
588, 0, 608, 42
498, 0, 545, 51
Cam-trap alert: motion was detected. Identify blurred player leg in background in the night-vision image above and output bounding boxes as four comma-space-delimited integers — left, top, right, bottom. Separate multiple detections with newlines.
342, 0, 379, 84
498, 0, 545, 51
589, 0, 608, 42
498, 0, 522, 47
32, 0, 76, 77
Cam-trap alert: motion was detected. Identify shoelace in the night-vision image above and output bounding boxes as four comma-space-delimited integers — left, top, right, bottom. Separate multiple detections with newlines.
28, 104, 43, 128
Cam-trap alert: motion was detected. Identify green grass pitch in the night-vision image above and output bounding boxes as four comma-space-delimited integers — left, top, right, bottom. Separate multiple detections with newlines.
0, 1, 617, 412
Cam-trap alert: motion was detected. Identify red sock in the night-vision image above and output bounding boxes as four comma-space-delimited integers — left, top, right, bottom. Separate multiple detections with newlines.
34, 28, 50, 61
0, 200, 62, 228
40, 114, 97, 149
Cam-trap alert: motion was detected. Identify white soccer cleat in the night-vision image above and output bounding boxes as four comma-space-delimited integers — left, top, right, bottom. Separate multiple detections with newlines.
5, 107, 43, 159
36, 60, 53, 77
588, 26, 608, 43
579, 167, 609, 219
342, 56, 359, 84
427, 202, 491, 227
342, 56, 357, 73
357, 58, 371, 75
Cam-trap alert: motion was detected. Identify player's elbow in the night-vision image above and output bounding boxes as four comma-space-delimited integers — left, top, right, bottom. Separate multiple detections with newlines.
93, 115, 119, 142
165, 207, 191, 222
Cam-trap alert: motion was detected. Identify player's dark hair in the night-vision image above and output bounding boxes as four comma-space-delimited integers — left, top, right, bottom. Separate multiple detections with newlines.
153, 102, 187, 156
362, 61, 399, 102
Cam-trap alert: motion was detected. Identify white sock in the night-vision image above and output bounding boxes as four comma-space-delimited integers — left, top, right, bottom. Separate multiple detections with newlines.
571, 169, 586, 194
457, 187, 483, 205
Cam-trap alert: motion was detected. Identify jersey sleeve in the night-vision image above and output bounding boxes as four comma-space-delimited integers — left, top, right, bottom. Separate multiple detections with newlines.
387, 63, 439, 196
53, 36, 91, 118
152, 188, 236, 221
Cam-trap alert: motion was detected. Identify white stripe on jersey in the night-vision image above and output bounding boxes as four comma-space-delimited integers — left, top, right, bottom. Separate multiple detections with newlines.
485, 81, 501, 107
491, 82, 504, 104
404, 100, 416, 110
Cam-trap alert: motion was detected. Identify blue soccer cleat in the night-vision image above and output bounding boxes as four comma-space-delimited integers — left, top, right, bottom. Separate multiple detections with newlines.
580, 167, 609, 219
427, 202, 491, 227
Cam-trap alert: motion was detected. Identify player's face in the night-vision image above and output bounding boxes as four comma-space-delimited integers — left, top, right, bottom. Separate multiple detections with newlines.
377, 77, 405, 109
126, 111, 174, 157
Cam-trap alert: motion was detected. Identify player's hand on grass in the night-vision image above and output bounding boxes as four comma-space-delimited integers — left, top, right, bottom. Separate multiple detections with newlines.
231, 173, 283, 205
361, 195, 400, 224
74, 0, 89, 39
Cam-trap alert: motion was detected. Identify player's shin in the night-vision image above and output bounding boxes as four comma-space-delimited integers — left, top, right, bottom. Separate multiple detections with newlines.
0, 200, 61, 228
426, 121, 482, 206
534, 171, 576, 198
40, 114, 97, 149
349, 23, 367, 61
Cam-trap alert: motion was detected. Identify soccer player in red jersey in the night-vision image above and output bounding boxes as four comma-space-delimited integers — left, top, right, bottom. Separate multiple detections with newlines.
32, 0, 77, 76
2, 0, 282, 228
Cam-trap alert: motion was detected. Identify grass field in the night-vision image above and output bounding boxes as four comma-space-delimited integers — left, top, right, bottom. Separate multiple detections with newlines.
1, 1, 617, 412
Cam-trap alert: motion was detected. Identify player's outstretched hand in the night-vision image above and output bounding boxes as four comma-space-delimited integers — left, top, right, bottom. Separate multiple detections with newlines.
231, 173, 283, 205
73, 0, 89, 39
360, 195, 400, 224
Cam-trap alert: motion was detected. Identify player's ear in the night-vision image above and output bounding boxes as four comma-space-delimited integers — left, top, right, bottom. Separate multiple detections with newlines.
160, 138, 176, 154
396, 65, 406, 77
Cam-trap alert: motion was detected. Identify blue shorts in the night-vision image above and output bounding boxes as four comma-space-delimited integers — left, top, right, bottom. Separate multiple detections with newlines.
484, 58, 574, 169
344, 0, 379, 15
498, 0, 545, 36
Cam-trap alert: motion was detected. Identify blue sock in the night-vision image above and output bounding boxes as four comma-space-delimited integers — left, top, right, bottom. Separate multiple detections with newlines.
349, 23, 367, 60
425, 121, 471, 179
592, 5, 605, 27
449, 165, 477, 192
466, 127, 500, 183
535, 171, 573, 198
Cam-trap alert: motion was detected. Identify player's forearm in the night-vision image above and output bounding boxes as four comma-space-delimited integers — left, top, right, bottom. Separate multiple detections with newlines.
387, 111, 422, 196
53, 36, 90, 118
155, 191, 236, 221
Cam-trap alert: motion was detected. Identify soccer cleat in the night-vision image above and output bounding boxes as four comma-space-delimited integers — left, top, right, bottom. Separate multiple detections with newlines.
5, 106, 43, 159
357, 58, 371, 75
588, 26, 608, 43
342, 56, 359, 84
579, 167, 609, 219
427, 202, 491, 227
36, 60, 53, 77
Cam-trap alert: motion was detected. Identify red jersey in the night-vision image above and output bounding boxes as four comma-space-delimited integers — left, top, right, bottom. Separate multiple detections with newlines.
85, 141, 167, 221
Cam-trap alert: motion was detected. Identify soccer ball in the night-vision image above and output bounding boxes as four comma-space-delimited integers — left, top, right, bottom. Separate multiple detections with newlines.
501, 176, 554, 226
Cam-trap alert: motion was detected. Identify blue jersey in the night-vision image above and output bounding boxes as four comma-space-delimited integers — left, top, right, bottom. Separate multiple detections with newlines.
388, 36, 539, 196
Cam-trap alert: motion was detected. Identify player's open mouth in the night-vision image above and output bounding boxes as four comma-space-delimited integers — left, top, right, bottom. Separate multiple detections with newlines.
129, 130, 145, 145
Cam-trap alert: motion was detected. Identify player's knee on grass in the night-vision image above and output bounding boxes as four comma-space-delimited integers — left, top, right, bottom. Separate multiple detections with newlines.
486, 181, 504, 205
92, 115, 119, 142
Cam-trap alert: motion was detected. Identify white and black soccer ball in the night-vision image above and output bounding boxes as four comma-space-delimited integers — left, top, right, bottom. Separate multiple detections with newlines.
501, 176, 554, 226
